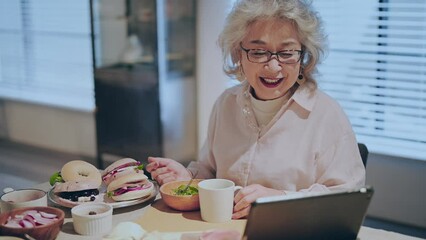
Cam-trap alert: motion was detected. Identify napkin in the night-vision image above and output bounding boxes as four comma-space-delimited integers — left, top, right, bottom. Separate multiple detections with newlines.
103, 222, 241, 240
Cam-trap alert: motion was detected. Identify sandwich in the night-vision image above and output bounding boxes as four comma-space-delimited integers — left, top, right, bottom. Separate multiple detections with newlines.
53, 180, 100, 203
102, 158, 144, 185
107, 173, 154, 201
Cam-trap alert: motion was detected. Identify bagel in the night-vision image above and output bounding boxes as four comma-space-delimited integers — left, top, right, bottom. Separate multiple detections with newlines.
53, 180, 99, 193
107, 173, 153, 201
53, 180, 100, 203
102, 158, 144, 185
61, 160, 102, 187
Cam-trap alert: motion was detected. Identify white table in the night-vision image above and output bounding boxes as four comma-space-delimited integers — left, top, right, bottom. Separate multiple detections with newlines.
33, 182, 422, 240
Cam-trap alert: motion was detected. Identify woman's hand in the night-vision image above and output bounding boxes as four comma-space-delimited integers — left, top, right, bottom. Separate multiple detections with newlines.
145, 157, 191, 185
232, 184, 284, 219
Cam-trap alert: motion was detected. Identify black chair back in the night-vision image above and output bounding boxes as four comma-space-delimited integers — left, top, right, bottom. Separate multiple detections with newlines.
358, 143, 369, 167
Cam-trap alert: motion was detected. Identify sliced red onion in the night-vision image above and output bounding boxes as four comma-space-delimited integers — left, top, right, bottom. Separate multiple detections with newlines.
39, 211, 57, 219
113, 182, 152, 196
25, 211, 41, 219
5, 220, 21, 228
19, 219, 34, 228
23, 215, 36, 227
3, 211, 58, 229
114, 188, 128, 196
34, 215, 57, 225
142, 182, 153, 189
23, 210, 38, 216
104, 161, 140, 180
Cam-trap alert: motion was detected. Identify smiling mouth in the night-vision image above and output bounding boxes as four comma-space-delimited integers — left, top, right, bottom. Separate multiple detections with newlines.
260, 77, 284, 88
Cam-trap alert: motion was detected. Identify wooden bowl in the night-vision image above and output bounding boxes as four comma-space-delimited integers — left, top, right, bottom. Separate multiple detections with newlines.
159, 179, 202, 211
0, 206, 65, 240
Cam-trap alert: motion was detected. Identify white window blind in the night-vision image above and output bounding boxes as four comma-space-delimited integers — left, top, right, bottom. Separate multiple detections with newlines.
313, 1, 426, 161
0, 0, 94, 112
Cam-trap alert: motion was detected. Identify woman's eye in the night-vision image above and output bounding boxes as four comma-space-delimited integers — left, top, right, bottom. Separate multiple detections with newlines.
250, 51, 268, 57
278, 52, 293, 59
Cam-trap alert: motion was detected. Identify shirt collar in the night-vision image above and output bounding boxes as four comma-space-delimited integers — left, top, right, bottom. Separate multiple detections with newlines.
290, 84, 317, 112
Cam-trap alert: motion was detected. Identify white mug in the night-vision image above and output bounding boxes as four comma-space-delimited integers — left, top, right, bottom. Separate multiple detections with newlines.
198, 179, 242, 223
0, 188, 47, 213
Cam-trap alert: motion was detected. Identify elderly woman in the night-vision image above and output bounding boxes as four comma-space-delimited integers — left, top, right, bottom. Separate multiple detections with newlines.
147, 0, 365, 219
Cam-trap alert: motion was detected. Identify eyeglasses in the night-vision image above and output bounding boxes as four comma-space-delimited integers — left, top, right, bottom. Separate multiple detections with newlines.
240, 42, 303, 64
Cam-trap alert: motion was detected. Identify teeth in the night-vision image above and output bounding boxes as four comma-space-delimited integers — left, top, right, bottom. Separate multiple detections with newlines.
263, 78, 280, 84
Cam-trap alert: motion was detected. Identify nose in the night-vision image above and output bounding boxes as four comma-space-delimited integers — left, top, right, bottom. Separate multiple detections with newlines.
265, 57, 282, 72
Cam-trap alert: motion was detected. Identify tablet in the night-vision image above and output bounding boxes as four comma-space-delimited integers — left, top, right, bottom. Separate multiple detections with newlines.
242, 186, 374, 240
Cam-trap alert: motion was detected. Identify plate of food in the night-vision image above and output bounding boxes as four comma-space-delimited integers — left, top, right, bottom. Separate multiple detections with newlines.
48, 158, 158, 209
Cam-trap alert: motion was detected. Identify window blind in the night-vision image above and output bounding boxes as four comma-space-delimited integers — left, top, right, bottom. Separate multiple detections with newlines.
313, 1, 426, 161
0, 0, 94, 112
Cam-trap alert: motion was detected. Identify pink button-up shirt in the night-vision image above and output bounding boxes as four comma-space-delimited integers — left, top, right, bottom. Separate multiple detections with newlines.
188, 81, 365, 194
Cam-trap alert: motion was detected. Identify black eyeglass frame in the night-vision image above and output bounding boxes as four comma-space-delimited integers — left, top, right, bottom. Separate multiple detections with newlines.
239, 42, 304, 64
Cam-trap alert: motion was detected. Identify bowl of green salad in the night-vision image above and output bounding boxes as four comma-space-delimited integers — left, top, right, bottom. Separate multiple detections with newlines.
159, 179, 202, 211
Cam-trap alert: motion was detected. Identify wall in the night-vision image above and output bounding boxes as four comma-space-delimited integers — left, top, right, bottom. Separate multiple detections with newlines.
196, 0, 232, 145
0, 100, 96, 158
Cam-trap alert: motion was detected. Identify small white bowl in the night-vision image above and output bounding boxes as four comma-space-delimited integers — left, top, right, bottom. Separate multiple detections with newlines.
71, 202, 112, 236
1, 189, 47, 213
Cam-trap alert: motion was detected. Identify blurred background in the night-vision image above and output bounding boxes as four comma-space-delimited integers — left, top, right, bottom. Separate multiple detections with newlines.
0, 0, 425, 238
